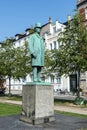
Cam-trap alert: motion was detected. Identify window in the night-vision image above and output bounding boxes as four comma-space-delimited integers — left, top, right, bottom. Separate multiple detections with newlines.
22, 78, 26, 83
58, 42, 60, 48
56, 77, 61, 84
18, 86, 21, 90
51, 77, 54, 83
85, 8, 87, 20
50, 43, 52, 50
53, 27, 56, 33
54, 41, 56, 49
57, 28, 62, 32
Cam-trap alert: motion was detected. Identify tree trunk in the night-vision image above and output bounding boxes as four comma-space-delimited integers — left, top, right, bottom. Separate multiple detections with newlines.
8, 76, 11, 95
77, 70, 80, 98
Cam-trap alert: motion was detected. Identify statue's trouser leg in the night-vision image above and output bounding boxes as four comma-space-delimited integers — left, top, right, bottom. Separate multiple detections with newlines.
37, 67, 42, 82
33, 67, 38, 82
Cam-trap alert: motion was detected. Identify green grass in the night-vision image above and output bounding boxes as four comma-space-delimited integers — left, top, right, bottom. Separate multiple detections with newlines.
0, 95, 22, 101
0, 96, 87, 119
55, 110, 87, 119
7, 96, 22, 101
54, 99, 74, 104
54, 99, 87, 108
0, 103, 22, 116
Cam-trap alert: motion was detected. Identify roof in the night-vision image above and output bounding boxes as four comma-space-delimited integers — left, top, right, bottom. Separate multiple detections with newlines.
77, 0, 87, 8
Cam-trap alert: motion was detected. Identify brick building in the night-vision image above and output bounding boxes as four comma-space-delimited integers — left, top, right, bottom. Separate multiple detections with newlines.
77, 0, 87, 26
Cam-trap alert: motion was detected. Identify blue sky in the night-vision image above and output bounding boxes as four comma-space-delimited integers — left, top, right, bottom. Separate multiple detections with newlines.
0, 0, 77, 41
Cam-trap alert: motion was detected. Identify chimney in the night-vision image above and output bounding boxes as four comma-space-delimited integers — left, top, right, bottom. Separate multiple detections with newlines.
68, 15, 71, 22
49, 17, 52, 23
78, 0, 81, 2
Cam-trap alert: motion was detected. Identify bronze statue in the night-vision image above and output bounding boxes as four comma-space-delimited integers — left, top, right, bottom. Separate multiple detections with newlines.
28, 22, 45, 82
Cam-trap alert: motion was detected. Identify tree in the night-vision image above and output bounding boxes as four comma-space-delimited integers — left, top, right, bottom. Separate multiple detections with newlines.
13, 41, 32, 80
52, 12, 87, 98
0, 38, 16, 95
44, 50, 54, 74
0, 39, 32, 95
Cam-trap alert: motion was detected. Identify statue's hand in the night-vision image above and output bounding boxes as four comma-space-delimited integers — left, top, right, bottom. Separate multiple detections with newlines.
31, 53, 36, 58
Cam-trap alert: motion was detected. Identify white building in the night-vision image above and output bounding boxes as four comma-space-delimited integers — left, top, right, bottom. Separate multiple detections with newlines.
6, 17, 86, 95
5, 18, 70, 94
41, 18, 70, 92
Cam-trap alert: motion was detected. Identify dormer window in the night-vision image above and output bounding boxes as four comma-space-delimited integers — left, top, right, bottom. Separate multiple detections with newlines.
15, 34, 20, 40
26, 31, 29, 35
53, 27, 56, 33
25, 28, 31, 35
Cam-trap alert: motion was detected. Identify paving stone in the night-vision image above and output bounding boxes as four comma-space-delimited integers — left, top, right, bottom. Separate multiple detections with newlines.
0, 113, 87, 130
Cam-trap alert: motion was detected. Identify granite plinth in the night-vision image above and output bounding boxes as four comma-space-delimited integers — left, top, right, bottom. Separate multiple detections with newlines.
20, 82, 55, 125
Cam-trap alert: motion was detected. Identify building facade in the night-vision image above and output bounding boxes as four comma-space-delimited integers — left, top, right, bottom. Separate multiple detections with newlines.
6, 18, 71, 94
41, 18, 70, 92
77, 0, 87, 94
77, 0, 87, 26
6, 1, 87, 95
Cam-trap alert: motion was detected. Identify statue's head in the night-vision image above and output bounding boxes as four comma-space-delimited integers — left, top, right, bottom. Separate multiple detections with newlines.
34, 22, 42, 34
34, 22, 42, 29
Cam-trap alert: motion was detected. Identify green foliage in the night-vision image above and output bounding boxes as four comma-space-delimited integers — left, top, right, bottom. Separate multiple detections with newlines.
0, 38, 32, 94
13, 41, 32, 80
44, 50, 55, 74
0, 39, 16, 77
50, 12, 87, 97
0, 39, 15, 78
56, 12, 87, 75
0, 39, 32, 80
74, 97, 85, 105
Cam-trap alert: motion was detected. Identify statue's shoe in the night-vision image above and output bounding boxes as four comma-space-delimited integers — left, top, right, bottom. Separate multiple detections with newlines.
38, 78, 44, 82
34, 78, 38, 82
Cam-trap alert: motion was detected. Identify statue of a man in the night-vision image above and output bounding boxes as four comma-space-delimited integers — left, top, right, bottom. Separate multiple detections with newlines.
28, 22, 45, 82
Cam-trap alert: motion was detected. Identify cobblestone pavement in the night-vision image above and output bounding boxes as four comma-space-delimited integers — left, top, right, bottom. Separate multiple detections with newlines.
0, 114, 87, 130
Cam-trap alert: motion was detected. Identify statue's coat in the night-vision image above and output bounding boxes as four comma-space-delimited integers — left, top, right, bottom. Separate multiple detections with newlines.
28, 33, 45, 67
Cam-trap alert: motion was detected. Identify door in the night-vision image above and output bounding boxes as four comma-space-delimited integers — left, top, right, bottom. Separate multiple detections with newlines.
70, 74, 77, 93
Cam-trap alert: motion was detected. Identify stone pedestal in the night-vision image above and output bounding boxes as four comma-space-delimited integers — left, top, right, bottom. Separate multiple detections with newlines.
20, 82, 55, 125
